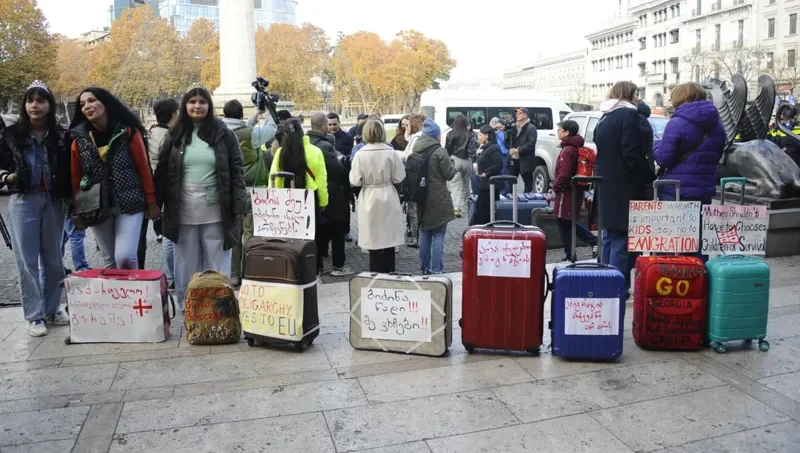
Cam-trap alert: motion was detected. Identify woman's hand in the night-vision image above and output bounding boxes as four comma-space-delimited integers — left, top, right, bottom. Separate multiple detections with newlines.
5, 173, 16, 184
145, 203, 161, 220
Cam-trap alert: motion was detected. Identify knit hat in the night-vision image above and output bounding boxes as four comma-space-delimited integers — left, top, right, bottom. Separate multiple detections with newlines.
422, 119, 441, 139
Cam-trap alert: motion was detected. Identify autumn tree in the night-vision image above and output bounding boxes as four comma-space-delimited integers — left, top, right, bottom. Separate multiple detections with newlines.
0, 0, 57, 110
389, 31, 455, 112
254, 23, 330, 109
330, 32, 390, 114
51, 37, 96, 121
182, 18, 217, 88
716, 45, 767, 87
89, 6, 184, 107
768, 56, 800, 97
682, 50, 717, 84
200, 37, 221, 92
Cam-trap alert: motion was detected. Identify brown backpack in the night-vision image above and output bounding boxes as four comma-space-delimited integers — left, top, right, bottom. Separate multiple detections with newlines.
184, 270, 241, 345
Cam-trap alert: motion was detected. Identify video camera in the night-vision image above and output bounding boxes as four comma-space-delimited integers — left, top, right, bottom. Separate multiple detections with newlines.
501, 118, 515, 149
251, 77, 280, 123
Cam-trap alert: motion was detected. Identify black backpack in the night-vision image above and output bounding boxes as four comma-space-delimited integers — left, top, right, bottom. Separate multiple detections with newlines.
403, 144, 439, 203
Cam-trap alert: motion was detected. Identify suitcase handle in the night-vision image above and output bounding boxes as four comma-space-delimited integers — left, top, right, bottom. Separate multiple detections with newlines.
490, 175, 519, 224
565, 262, 614, 270
271, 171, 297, 189
542, 272, 550, 305
653, 179, 681, 201
100, 269, 132, 277
719, 177, 747, 206
484, 220, 525, 229
571, 176, 602, 263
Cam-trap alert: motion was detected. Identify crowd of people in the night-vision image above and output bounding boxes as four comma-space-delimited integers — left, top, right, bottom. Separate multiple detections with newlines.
0, 77, 754, 336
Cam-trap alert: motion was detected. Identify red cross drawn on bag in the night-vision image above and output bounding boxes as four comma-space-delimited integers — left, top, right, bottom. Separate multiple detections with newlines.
132, 298, 153, 317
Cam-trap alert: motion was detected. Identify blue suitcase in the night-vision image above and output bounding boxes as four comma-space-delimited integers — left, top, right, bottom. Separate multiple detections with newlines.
550, 176, 626, 360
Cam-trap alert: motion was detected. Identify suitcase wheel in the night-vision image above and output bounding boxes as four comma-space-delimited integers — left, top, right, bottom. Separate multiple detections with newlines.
759, 340, 770, 352
458, 318, 463, 328
246, 338, 255, 347
526, 347, 540, 356
295, 342, 305, 353
463, 343, 474, 354
714, 343, 728, 354
64, 336, 71, 345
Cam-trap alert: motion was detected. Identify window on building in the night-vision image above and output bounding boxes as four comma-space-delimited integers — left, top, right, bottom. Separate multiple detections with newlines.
696, 0, 701, 15
671, 59, 679, 74
639, 62, 646, 76
677, 4, 680, 16
715, 24, 721, 50
789, 49, 796, 68
791, 13, 798, 35
670, 29, 679, 43
640, 37, 646, 50
738, 20, 744, 45
769, 18, 776, 38
696, 29, 701, 51
767, 52, 775, 69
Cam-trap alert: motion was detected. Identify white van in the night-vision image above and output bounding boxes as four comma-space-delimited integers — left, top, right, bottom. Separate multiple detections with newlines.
419, 88, 573, 193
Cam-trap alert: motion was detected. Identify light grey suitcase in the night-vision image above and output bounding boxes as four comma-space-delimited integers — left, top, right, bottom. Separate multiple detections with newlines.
349, 272, 452, 357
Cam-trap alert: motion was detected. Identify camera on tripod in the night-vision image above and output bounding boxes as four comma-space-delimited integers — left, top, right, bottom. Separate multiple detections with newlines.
251, 77, 280, 122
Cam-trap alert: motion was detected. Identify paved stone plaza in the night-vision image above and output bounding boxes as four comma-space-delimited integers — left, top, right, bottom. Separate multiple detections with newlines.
1, 197, 799, 452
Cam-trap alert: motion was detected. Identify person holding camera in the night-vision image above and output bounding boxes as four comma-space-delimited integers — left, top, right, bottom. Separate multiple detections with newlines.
222, 99, 277, 286
508, 107, 538, 193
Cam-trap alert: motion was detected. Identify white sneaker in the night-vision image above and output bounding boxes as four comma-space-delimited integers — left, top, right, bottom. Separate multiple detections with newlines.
47, 311, 70, 326
331, 266, 356, 277
28, 320, 47, 337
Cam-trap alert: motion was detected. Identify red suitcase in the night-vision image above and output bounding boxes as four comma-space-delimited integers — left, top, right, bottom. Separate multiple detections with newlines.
460, 175, 547, 355
65, 269, 175, 344
632, 180, 707, 350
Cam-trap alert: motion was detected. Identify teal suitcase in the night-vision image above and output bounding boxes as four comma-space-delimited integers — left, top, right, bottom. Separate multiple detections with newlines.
706, 178, 770, 354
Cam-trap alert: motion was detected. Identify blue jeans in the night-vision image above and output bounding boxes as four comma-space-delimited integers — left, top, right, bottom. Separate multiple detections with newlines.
657, 192, 711, 262
162, 237, 175, 284
7, 193, 66, 321
419, 224, 447, 274
601, 228, 633, 291
90, 212, 145, 269
61, 217, 89, 271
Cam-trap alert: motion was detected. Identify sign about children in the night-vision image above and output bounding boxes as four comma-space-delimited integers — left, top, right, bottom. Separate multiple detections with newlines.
250, 188, 315, 240
64, 278, 165, 343
564, 297, 620, 336
628, 201, 701, 253
701, 204, 768, 255
360, 287, 432, 343
239, 279, 305, 341
477, 239, 532, 279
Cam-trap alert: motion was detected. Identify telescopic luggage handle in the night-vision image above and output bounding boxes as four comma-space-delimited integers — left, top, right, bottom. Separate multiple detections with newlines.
489, 175, 520, 224
719, 177, 747, 206
654, 179, 681, 201
270, 171, 297, 189
570, 176, 603, 263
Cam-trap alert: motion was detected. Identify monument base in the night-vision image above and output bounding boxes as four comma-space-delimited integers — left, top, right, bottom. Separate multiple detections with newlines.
712, 188, 800, 258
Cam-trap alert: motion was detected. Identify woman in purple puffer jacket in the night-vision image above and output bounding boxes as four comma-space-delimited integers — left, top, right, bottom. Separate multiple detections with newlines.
654, 82, 726, 203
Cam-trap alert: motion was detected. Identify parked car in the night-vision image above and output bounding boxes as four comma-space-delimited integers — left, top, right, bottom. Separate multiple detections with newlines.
420, 88, 574, 193
563, 110, 669, 151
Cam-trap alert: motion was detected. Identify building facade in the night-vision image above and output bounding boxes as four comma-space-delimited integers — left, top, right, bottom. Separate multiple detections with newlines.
157, 0, 298, 36
503, 51, 588, 103
585, 5, 638, 105
110, 0, 147, 22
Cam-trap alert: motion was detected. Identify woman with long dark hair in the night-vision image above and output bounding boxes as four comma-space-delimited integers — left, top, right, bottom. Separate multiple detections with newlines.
0, 81, 72, 336
69, 87, 159, 270
470, 125, 504, 225
154, 86, 248, 308
390, 115, 411, 151
445, 115, 476, 218
269, 118, 328, 203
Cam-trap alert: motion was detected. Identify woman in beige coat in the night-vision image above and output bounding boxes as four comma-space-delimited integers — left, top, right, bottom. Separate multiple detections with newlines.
349, 118, 406, 272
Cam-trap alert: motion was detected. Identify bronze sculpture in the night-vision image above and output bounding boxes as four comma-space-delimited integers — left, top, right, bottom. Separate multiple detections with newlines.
705, 74, 800, 199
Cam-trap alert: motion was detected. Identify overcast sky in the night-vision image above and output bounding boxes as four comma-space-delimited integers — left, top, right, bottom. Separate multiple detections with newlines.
36, 0, 617, 81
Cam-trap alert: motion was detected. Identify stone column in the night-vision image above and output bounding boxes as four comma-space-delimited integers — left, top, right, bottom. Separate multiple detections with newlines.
213, 0, 256, 105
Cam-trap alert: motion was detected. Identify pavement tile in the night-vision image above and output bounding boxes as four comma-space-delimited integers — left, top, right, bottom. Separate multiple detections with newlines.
589, 386, 790, 452
358, 358, 533, 403
0, 358, 62, 373
77, 403, 123, 440
0, 439, 75, 453
767, 313, 800, 340
0, 391, 124, 415
493, 359, 723, 423
59, 345, 210, 367
118, 378, 365, 433
0, 364, 118, 400
111, 348, 330, 390
658, 420, 800, 453
514, 339, 679, 380
0, 406, 89, 446
0, 326, 45, 364
335, 351, 499, 380
322, 338, 418, 369
759, 371, 800, 403
109, 412, 335, 453
171, 368, 339, 397
29, 335, 181, 361
325, 390, 518, 452
770, 285, 800, 308
702, 335, 800, 379
353, 442, 432, 453
426, 413, 633, 453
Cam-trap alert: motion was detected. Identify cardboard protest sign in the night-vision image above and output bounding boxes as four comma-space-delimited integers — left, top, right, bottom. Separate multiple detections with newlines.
251, 188, 315, 240
701, 204, 768, 255
628, 201, 701, 253
476, 239, 532, 279
359, 287, 432, 343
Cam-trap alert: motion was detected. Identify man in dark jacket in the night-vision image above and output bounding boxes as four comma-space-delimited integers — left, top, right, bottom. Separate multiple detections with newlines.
327, 112, 354, 157
308, 112, 354, 276
594, 99, 654, 295
508, 107, 538, 193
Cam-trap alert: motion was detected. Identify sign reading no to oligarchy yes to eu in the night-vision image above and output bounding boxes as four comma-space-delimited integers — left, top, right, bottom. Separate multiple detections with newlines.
628, 201, 701, 253
239, 279, 306, 341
